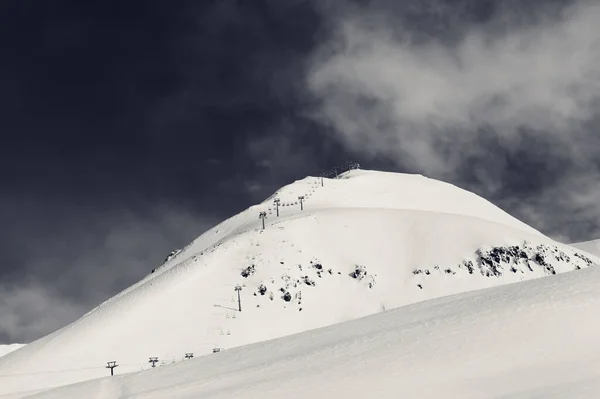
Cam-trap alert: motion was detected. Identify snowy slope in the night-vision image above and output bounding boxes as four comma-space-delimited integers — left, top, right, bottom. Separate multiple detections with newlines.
26, 265, 600, 399
0, 345, 24, 359
572, 239, 600, 257
1, 169, 598, 397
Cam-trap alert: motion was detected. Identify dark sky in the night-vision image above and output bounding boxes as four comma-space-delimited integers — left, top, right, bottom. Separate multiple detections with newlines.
1, 0, 599, 343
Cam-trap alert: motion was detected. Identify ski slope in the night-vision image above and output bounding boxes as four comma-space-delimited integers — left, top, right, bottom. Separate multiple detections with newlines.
26, 264, 600, 399
1, 169, 598, 397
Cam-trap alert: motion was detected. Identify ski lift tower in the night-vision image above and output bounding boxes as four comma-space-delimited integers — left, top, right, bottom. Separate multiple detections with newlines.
106, 361, 118, 376
259, 211, 267, 230
235, 285, 243, 312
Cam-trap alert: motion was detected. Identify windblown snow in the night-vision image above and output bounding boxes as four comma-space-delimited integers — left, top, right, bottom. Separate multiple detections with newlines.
1, 169, 598, 397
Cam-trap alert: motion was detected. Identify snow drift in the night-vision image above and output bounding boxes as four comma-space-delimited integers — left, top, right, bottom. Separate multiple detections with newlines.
0, 169, 597, 397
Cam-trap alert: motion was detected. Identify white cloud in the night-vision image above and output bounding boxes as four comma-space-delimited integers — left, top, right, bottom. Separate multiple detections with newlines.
305, 0, 600, 240
308, 0, 600, 176
0, 282, 85, 344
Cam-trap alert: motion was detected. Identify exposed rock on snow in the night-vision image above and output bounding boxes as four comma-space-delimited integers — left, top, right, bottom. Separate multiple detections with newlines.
241, 265, 256, 278
350, 264, 368, 280
413, 241, 594, 284
258, 283, 267, 295
163, 249, 181, 264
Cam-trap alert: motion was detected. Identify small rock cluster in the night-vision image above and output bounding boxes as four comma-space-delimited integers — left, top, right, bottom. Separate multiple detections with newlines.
349, 264, 376, 288
241, 265, 256, 278
163, 249, 182, 264
240, 258, 377, 311
350, 265, 367, 280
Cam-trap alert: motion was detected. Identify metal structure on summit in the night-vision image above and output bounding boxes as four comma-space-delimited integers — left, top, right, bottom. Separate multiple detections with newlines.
149, 357, 159, 368
298, 195, 305, 211
320, 161, 360, 182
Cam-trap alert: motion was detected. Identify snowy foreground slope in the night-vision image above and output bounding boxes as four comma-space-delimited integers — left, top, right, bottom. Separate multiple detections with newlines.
1, 169, 598, 396
26, 265, 600, 399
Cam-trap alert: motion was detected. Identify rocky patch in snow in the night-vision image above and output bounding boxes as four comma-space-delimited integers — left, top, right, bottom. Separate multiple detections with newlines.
349, 265, 376, 288
163, 249, 182, 264
412, 241, 597, 289
241, 265, 256, 278
257, 283, 267, 295
244, 259, 377, 311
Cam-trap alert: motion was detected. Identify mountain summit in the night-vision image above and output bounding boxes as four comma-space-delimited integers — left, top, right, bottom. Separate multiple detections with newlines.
1, 169, 597, 396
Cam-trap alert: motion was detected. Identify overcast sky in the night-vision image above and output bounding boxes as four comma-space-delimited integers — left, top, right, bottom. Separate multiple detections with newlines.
1, 0, 599, 344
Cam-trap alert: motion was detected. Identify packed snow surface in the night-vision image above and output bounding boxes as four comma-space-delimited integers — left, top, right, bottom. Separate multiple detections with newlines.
22, 265, 600, 399
0, 345, 24, 359
1, 169, 598, 396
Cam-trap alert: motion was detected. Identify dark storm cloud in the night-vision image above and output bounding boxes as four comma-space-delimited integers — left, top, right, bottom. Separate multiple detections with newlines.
0, 0, 321, 203
307, 0, 600, 242
0, 196, 217, 342
0, 0, 336, 343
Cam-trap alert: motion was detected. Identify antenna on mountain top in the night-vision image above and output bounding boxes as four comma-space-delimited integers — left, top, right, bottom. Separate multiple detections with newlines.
259, 212, 267, 229
298, 196, 305, 211
274, 198, 280, 217
234, 285, 243, 312
149, 357, 159, 368
106, 361, 118, 376
185, 353, 194, 360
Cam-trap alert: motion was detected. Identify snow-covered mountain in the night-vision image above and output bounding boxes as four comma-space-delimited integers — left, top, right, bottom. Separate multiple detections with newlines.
1, 169, 597, 397
28, 262, 600, 399
572, 239, 600, 257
